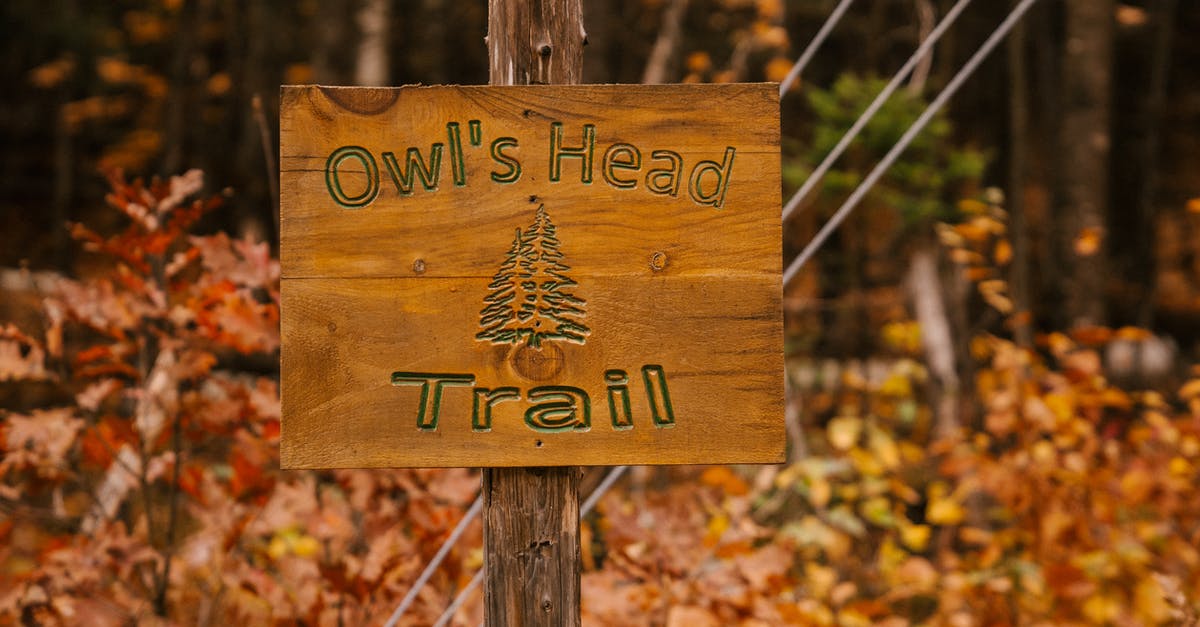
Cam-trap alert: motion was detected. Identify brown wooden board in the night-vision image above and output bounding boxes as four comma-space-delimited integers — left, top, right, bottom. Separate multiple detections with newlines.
280, 84, 783, 468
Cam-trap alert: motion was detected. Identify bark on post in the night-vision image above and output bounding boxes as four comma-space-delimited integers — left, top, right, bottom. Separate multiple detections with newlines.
483, 0, 585, 625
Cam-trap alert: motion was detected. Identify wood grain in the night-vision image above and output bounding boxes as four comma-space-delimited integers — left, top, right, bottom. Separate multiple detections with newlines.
280, 83, 783, 468
482, 466, 581, 625
484, 6, 585, 626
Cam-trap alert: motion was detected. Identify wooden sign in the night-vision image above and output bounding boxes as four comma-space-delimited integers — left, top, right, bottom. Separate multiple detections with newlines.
280, 84, 783, 468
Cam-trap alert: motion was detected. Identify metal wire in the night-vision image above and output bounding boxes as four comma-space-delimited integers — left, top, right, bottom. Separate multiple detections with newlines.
778, 0, 857, 98
781, 0, 974, 223
387, 0, 1044, 621
390, 0, 857, 623
783, 0, 1042, 287
383, 494, 484, 627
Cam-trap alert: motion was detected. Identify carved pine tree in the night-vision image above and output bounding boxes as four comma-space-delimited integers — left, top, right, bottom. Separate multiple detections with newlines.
475, 228, 526, 344
476, 205, 590, 347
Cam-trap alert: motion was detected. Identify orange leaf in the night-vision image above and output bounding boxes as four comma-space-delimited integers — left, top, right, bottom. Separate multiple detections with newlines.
765, 57, 794, 83
700, 466, 749, 496
1069, 325, 1112, 345
993, 239, 1013, 265
1178, 378, 1200, 400
1074, 227, 1103, 256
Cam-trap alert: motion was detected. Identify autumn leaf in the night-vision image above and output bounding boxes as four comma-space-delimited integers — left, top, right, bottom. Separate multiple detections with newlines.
827, 415, 862, 451
1073, 226, 1103, 256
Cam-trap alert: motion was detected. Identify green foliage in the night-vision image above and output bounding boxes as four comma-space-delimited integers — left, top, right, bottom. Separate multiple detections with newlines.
799, 74, 988, 225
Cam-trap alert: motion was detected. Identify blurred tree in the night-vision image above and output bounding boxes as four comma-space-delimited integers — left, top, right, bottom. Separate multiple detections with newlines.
1058, 0, 1114, 329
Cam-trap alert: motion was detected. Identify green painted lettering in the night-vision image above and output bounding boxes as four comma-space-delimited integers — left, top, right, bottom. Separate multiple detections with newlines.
605, 370, 633, 430
548, 122, 595, 184
645, 150, 683, 197
446, 122, 466, 187
390, 371, 474, 431
602, 143, 641, 189
641, 365, 675, 427
489, 137, 522, 184
472, 387, 520, 432
325, 146, 379, 208
688, 147, 735, 209
382, 145, 444, 194
525, 386, 591, 432
468, 119, 483, 146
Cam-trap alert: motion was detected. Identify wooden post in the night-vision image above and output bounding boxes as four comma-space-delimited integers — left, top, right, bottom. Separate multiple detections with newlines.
483, 0, 585, 625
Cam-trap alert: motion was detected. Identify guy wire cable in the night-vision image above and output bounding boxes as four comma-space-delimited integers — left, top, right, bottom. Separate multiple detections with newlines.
783, 0, 1042, 287
778, 0, 857, 97
782, 0, 974, 223
383, 494, 484, 627
435, 465, 632, 627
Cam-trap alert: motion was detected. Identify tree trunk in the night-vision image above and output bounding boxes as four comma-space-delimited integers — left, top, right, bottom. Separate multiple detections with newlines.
641, 0, 689, 84
1007, 0, 1032, 347
1133, 0, 1176, 328
355, 0, 391, 86
1058, 0, 1114, 328
311, 0, 348, 83
483, 1, 585, 625
908, 246, 959, 436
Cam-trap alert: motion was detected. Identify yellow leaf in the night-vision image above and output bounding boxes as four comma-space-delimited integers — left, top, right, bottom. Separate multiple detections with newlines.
1169, 456, 1192, 477
292, 535, 320, 558
827, 415, 862, 451
926, 498, 964, 526
957, 198, 988, 215
1044, 393, 1074, 424
465, 547, 484, 570
849, 447, 885, 477
808, 476, 832, 508
1031, 440, 1057, 465
805, 563, 838, 598
900, 523, 931, 551
949, 248, 983, 265
925, 483, 964, 525
267, 536, 288, 560
1082, 593, 1121, 623
1135, 576, 1172, 622
878, 536, 907, 575
868, 426, 901, 470
879, 372, 912, 398
755, 26, 790, 49
979, 279, 1014, 314
935, 223, 964, 247
704, 513, 730, 547
1186, 197, 1200, 213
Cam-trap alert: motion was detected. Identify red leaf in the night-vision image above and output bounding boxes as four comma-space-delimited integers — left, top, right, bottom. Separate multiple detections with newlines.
79, 415, 137, 468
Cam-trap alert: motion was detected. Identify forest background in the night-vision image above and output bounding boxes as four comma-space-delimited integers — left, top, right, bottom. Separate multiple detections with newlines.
2, 0, 1200, 625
